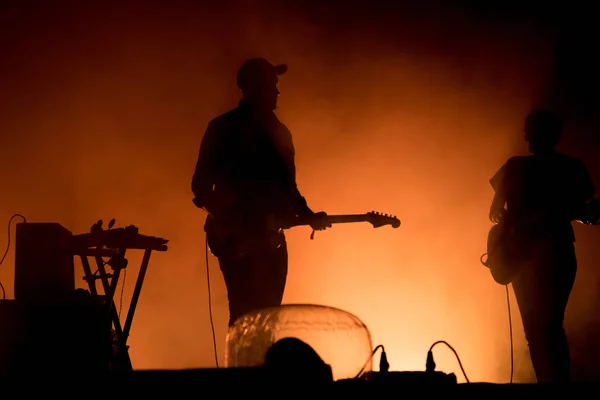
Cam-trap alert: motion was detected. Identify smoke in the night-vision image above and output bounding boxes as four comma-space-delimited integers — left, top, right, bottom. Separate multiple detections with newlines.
0, 0, 574, 383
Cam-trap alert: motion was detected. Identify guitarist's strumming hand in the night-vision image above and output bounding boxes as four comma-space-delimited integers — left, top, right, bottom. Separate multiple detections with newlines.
193, 194, 228, 217
489, 208, 506, 225
489, 190, 507, 224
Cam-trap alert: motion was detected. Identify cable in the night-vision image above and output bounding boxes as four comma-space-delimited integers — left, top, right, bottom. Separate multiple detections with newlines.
0, 214, 27, 300
480, 251, 515, 384
427, 340, 470, 383
506, 284, 514, 384
354, 344, 386, 378
205, 234, 219, 368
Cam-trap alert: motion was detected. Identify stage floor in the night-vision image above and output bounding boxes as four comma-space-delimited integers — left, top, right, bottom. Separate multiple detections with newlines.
2, 368, 596, 388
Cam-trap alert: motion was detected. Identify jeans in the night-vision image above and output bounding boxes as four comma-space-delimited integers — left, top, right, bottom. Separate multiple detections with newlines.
512, 241, 577, 383
217, 238, 288, 327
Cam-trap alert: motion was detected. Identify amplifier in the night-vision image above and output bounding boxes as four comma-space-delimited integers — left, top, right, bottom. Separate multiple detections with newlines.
0, 290, 111, 376
14, 222, 75, 302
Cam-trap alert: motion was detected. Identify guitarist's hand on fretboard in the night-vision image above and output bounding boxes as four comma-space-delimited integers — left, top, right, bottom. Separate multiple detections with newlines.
309, 211, 332, 231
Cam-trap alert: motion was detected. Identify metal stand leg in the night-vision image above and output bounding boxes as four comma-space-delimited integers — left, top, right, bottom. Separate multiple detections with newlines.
78, 248, 154, 372
79, 251, 132, 371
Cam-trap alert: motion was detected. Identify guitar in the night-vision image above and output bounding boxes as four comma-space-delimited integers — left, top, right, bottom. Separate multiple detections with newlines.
206, 211, 401, 257
575, 197, 600, 226
482, 197, 600, 285
480, 215, 523, 285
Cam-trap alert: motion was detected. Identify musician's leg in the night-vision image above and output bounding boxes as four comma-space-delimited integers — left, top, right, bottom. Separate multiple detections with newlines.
258, 238, 289, 307
218, 238, 289, 327
218, 252, 256, 327
548, 242, 577, 382
236, 238, 289, 313
513, 242, 577, 383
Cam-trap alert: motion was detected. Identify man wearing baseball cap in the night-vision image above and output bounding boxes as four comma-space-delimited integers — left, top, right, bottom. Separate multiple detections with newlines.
191, 58, 331, 327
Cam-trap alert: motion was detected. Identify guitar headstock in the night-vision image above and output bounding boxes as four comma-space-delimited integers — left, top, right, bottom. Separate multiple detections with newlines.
367, 211, 401, 229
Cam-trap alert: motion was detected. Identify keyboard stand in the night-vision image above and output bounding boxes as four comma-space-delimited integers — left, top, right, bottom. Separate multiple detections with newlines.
73, 246, 158, 372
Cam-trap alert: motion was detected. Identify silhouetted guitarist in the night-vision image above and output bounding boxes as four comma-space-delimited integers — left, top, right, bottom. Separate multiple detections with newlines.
489, 109, 595, 382
191, 58, 331, 327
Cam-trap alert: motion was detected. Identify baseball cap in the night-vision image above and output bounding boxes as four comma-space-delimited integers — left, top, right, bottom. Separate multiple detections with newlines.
237, 58, 288, 89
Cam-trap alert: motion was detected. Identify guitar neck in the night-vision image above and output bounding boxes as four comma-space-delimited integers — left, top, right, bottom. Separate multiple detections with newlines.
289, 214, 370, 228
328, 214, 370, 224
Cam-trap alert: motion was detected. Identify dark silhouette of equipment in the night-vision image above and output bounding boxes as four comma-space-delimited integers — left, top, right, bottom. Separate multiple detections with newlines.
0, 290, 108, 376
14, 222, 75, 302
348, 342, 459, 385
263, 337, 334, 384
71, 219, 169, 371
1, 219, 169, 375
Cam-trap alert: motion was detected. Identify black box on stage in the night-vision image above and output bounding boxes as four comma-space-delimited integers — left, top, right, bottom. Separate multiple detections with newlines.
14, 222, 75, 302
0, 290, 112, 375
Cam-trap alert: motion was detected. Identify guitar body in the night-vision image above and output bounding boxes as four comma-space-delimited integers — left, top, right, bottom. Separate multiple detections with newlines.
205, 214, 285, 258
483, 216, 527, 285
483, 198, 600, 285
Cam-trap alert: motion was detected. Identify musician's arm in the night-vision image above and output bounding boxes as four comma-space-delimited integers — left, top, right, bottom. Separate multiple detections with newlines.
290, 187, 314, 220
279, 125, 314, 219
191, 121, 219, 214
571, 159, 596, 221
489, 160, 510, 224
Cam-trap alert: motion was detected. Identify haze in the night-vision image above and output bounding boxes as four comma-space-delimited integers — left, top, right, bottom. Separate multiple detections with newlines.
1, 1, 599, 383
